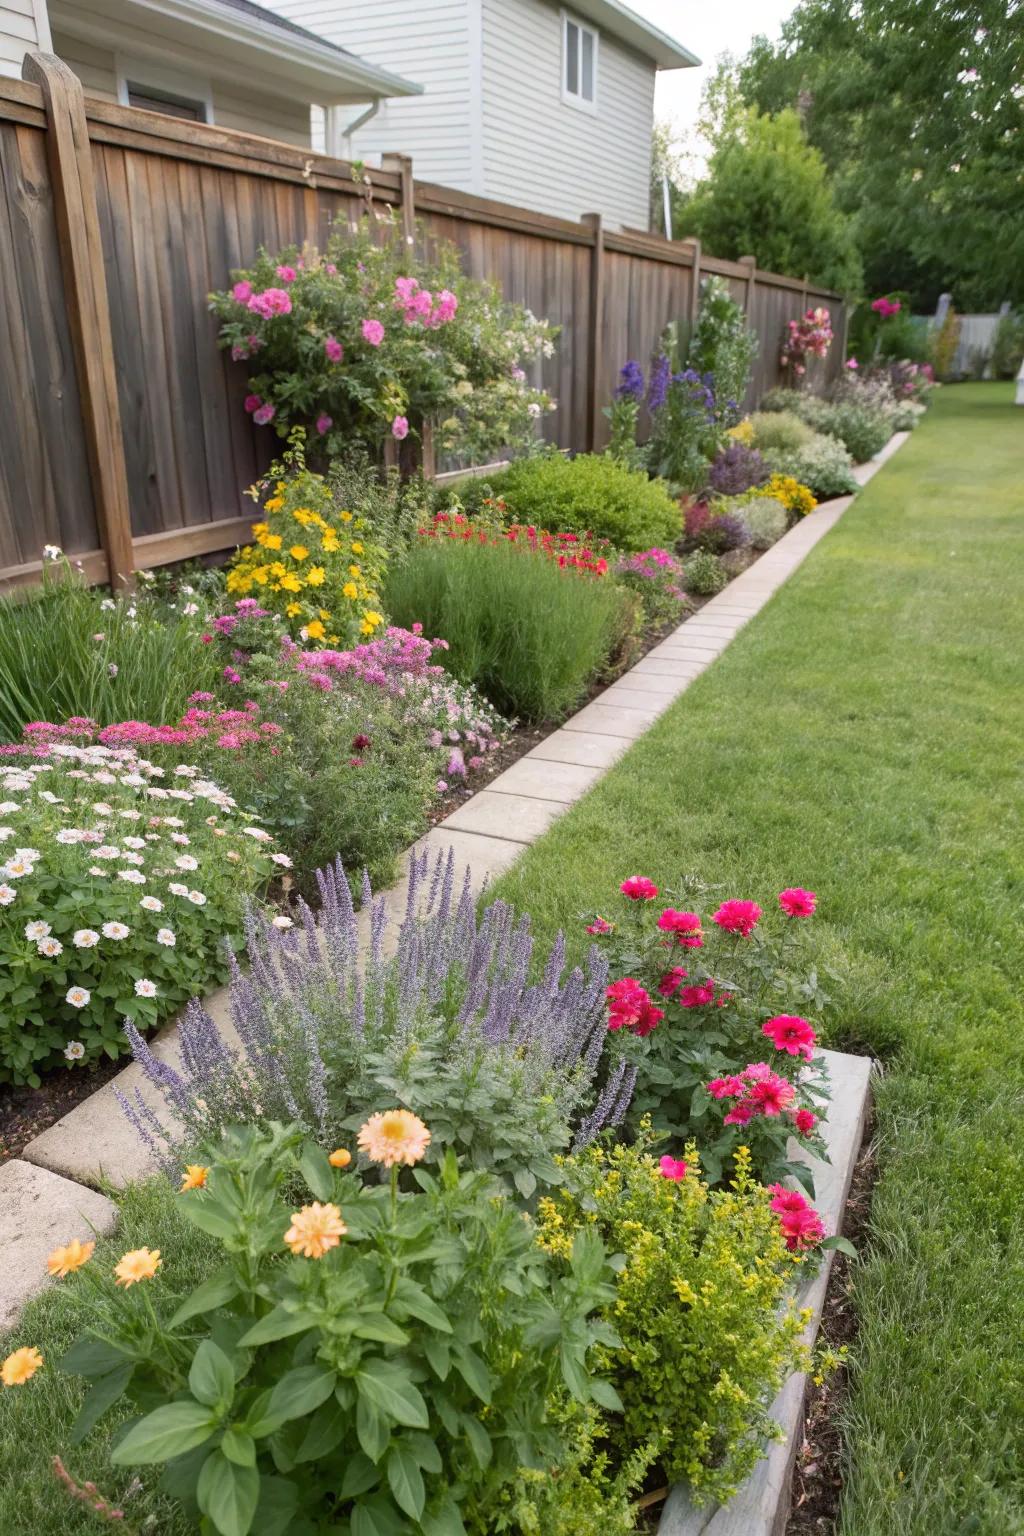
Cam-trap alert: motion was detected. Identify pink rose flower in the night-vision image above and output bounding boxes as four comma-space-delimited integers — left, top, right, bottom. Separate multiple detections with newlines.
275, 265, 297, 282
253, 403, 275, 426
247, 288, 292, 318
659, 1156, 688, 1181
362, 318, 385, 346
243, 394, 261, 414
324, 335, 343, 363
232, 280, 252, 303
316, 413, 333, 435
779, 886, 816, 918
391, 416, 409, 441
711, 899, 762, 937
620, 875, 658, 901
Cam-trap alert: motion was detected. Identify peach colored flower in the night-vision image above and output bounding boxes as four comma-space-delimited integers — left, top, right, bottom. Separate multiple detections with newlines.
179, 1165, 208, 1191
46, 1238, 95, 1277
2, 1346, 43, 1386
328, 1148, 351, 1168
284, 1202, 347, 1259
357, 1109, 431, 1168
114, 1247, 161, 1287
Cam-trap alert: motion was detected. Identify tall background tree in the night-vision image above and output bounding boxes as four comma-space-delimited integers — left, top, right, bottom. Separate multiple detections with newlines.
738, 0, 1024, 310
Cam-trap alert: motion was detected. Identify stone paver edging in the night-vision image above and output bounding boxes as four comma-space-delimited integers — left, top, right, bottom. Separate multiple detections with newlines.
4, 434, 907, 1334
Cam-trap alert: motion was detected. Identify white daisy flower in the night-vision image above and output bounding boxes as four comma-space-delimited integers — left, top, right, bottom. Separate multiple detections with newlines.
73, 929, 100, 948
92, 772, 117, 785
271, 854, 293, 868
39, 791, 63, 804
174, 854, 199, 871
118, 869, 146, 884
118, 809, 142, 821
0, 828, 12, 841
0, 801, 20, 814
168, 882, 189, 896
133, 977, 157, 997
65, 986, 91, 1007
94, 846, 120, 860
156, 929, 176, 946
14, 848, 39, 862
119, 774, 145, 787
88, 866, 108, 877
122, 836, 146, 850
174, 766, 198, 778
4, 858, 34, 879
187, 890, 207, 906
43, 544, 62, 560
24, 920, 51, 940
167, 789, 194, 801
101, 921, 130, 940
242, 827, 272, 842
163, 817, 185, 828
38, 936, 63, 956
120, 851, 145, 866
271, 915, 293, 929
170, 833, 190, 845
100, 597, 116, 611
92, 802, 113, 815
55, 829, 83, 844
140, 896, 164, 912
63, 1040, 86, 1061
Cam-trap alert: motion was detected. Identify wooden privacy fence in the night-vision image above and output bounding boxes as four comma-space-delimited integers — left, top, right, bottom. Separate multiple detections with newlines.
0, 53, 848, 591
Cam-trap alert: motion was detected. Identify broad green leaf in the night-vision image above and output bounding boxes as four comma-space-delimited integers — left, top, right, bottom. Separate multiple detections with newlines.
251, 1476, 301, 1536
220, 1427, 256, 1467
406, 1431, 443, 1473
197, 1449, 260, 1536
111, 1402, 218, 1465
392, 1277, 453, 1334
59, 1335, 133, 1380
387, 1441, 426, 1520
513, 1167, 536, 1200
356, 1392, 390, 1463
70, 1364, 133, 1445
267, 1366, 336, 1424
189, 1341, 236, 1411
570, 1227, 607, 1287
239, 1306, 320, 1347
179, 1200, 238, 1242
589, 1376, 624, 1413
353, 1314, 410, 1347
463, 1415, 491, 1469
295, 1400, 347, 1462
452, 1347, 491, 1405
351, 1496, 407, 1536
298, 1142, 335, 1202
420, 1494, 469, 1536
356, 1361, 430, 1428
821, 1235, 858, 1259
340, 1450, 381, 1498
560, 1344, 591, 1402
169, 1271, 240, 1329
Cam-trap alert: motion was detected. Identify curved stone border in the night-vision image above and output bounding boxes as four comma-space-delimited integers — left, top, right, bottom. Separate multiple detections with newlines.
3, 433, 908, 1327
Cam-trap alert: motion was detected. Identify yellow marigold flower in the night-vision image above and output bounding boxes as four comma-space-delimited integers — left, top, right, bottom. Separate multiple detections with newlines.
306, 565, 326, 586
318, 608, 331, 621
264, 497, 284, 512
305, 620, 326, 641
364, 611, 383, 628
251, 522, 268, 536
351, 541, 364, 554
279, 574, 303, 594
269, 561, 286, 578
357, 1109, 431, 1168
340, 510, 353, 523
286, 602, 302, 618
250, 566, 269, 585
1, 1347, 43, 1386
292, 508, 313, 526
328, 1148, 351, 1168
114, 1248, 161, 1288
348, 564, 361, 578
47, 1239, 94, 1277
179, 1165, 208, 1192
284, 1201, 347, 1259
342, 582, 358, 600
263, 533, 283, 551
290, 545, 309, 562
321, 534, 340, 553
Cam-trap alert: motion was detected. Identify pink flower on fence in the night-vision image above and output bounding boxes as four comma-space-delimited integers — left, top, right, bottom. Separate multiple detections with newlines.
275, 265, 297, 282
244, 394, 262, 414
253, 404, 276, 426
361, 318, 385, 346
391, 416, 409, 441
247, 288, 292, 318
232, 280, 252, 303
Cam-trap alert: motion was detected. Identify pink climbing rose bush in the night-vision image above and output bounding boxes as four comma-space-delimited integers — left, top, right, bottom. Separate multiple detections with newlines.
210, 214, 556, 464
585, 876, 833, 1191
780, 306, 834, 382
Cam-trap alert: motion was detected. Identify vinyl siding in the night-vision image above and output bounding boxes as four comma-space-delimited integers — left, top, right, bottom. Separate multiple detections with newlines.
50, 29, 311, 143
0, 0, 44, 77
480, 0, 654, 229
269, 0, 475, 188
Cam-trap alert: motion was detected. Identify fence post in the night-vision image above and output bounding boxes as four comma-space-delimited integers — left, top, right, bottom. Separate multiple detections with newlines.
739, 255, 757, 317
421, 419, 436, 479
22, 51, 134, 590
688, 238, 702, 332
582, 212, 605, 452
381, 152, 416, 248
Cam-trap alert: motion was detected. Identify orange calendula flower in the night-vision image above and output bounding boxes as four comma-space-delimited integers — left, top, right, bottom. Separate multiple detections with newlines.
263, 533, 283, 551
357, 1109, 431, 1168
46, 1239, 94, 1277
114, 1247, 162, 1287
179, 1165, 209, 1192
305, 620, 326, 641
2, 1347, 43, 1386
328, 1148, 351, 1168
284, 1202, 347, 1259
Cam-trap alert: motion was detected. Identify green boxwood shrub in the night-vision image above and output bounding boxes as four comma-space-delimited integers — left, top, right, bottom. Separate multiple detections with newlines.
746, 411, 815, 453
463, 454, 683, 552
384, 535, 635, 720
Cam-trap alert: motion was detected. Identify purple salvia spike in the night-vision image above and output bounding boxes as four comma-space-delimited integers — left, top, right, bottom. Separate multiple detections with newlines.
351, 970, 365, 1038
361, 866, 373, 909
541, 929, 566, 994
610, 1064, 637, 1126
298, 896, 322, 968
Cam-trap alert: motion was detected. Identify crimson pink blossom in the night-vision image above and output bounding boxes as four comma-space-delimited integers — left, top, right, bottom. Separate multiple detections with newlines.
762, 1014, 817, 1061
659, 1155, 688, 1181
361, 318, 385, 346
586, 916, 614, 936
621, 875, 658, 901
779, 887, 816, 918
323, 335, 343, 363
391, 416, 409, 441
606, 978, 663, 1037
712, 898, 762, 937
657, 908, 703, 946
792, 1108, 817, 1135
767, 1184, 825, 1250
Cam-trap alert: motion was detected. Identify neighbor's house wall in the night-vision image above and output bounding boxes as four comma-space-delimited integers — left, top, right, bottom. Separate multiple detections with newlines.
49, 27, 311, 142
480, 0, 655, 228
278, 0, 475, 187
0, 0, 51, 75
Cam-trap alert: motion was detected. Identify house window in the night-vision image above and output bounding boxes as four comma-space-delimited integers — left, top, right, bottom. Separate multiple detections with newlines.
562, 12, 598, 109
116, 58, 213, 124
126, 86, 206, 122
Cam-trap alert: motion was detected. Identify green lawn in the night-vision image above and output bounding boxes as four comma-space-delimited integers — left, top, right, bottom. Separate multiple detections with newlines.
488, 384, 1024, 1534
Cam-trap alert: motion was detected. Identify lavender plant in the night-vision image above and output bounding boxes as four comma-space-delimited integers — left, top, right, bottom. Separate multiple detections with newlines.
121, 848, 633, 1198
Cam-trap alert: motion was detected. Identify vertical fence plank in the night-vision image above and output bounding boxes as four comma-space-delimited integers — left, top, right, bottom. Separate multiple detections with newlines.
21, 52, 134, 588
582, 213, 604, 452
740, 255, 757, 317
382, 152, 415, 248
688, 238, 702, 334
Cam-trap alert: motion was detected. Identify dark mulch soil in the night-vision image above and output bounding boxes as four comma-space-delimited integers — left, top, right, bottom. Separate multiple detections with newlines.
786, 1115, 878, 1535
0, 1056, 125, 1164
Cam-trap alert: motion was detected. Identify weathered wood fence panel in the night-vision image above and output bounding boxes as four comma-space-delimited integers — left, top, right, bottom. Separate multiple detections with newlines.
0, 58, 847, 590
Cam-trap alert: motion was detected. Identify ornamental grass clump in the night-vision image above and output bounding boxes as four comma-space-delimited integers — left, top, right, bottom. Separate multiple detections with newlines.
40, 1119, 622, 1536
584, 875, 832, 1190
384, 532, 636, 721
124, 847, 632, 1198
536, 1136, 813, 1503
0, 744, 276, 1084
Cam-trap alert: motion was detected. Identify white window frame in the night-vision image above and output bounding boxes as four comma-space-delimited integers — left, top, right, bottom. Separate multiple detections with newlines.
115, 55, 214, 124
561, 10, 598, 113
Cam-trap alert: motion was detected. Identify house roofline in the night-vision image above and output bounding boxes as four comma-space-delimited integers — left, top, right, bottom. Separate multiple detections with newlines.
568, 0, 700, 69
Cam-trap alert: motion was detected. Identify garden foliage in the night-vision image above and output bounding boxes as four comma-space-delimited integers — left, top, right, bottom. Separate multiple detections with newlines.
687, 276, 759, 415
464, 453, 682, 552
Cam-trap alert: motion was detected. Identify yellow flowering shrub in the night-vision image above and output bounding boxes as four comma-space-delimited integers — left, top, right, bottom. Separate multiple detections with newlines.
751, 472, 818, 517
227, 430, 387, 644
728, 416, 756, 446
536, 1135, 810, 1504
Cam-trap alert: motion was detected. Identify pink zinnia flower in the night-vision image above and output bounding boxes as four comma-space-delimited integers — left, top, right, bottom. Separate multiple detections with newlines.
316, 413, 333, 435
792, 1108, 817, 1135
244, 394, 261, 414
724, 1100, 756, 1126
232, 280, 252, 303
620, 875, 658, 901
391, 415, 409, 440
247, 287, 292, 318
747, 1073, 796, 1117
657, 966, 687, 998
712, 899, 762, 937
678, 981, 716, 1009
324, 335, 343, 362
845, 357, 859, 370
362, 318, 385, 346
767, 1184, 825, 1250
708, 1074, 744, 1100
659, 1155, 688, 1181
606, 979, 663, 1037
586, 916, 613, 936
657, 909, 703, 946
763, 1014, 817, 1061
779, 887, 816, 918
275, 265, 297, 282
253, 403, 275, 426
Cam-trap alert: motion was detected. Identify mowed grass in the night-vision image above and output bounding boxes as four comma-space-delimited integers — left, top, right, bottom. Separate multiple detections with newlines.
487, 384, 1024, 1534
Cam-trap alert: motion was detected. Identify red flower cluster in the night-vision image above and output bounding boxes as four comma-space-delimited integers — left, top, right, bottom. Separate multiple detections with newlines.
711, 899, 762, 937
657, 968, 726, 1009
419, 513, 609, 576
621, 876, 659, 901
762, 1013, 817, 1061
767, 1184, 825, 1250
657, 908, 703, 947
606, 979, 664, 1037
708, 1063, 818, 1137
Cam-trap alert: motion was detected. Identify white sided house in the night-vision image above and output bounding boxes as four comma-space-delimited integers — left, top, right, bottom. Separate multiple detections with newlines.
271, 0, 699, 230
